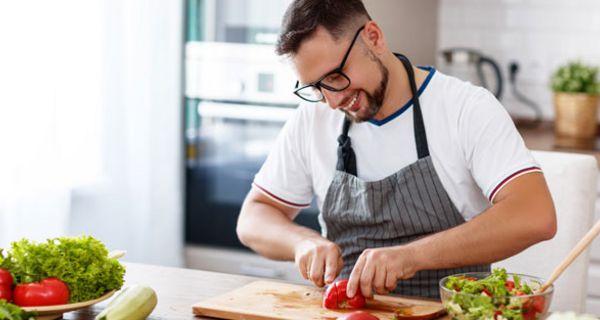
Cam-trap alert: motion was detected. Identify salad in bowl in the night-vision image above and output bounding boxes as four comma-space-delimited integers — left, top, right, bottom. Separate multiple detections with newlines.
439, 268, 553, 320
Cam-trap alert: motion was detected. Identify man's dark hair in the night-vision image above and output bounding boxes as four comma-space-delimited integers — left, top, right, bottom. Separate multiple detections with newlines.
275, 0, 372, 56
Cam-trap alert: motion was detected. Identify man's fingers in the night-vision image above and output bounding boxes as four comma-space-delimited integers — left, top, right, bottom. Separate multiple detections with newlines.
336, 255, 344, 275
385, 271, 398, 292
324, 251, 341, 284
309, 254, 326, 287
296, 256, 310, 280
347, 255, 365, 298
373, 267, 387, 295
359, 260, 375, 299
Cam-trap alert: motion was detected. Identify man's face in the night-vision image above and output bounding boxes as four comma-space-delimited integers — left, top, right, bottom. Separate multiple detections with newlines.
292, 26, 389, 122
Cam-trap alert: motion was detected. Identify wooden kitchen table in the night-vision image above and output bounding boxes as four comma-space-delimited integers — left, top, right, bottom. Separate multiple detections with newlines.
61, 262, 449, 320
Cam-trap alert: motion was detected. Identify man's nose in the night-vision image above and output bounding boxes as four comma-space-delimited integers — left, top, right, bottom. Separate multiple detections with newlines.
322, 90, 348, 110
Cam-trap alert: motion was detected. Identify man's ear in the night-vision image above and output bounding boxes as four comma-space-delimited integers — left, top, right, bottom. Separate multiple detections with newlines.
362, 20, 386, 54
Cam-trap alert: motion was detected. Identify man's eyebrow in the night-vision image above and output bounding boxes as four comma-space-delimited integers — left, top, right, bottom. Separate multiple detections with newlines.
301, 65, 340, 86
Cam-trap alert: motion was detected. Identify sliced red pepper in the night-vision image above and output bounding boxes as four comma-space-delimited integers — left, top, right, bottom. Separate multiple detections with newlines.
323, 279, 365, 310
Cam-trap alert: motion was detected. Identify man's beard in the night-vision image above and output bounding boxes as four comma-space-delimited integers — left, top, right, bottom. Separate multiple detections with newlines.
344, 53, 389, 123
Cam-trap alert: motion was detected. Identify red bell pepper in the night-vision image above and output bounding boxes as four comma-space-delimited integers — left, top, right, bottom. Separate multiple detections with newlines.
323, 279, 366, 310
0, 268, 13, 301
13, 277, 69, 306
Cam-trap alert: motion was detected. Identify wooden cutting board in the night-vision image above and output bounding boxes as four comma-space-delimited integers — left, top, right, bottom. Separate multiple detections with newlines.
192, 280, 447, 320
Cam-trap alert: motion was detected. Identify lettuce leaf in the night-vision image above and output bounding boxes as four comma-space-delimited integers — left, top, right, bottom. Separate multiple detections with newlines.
0, 300, 36, 320
1, 236, 125, 303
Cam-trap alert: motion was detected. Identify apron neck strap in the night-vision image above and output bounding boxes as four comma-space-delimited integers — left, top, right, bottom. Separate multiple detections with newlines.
397, 53, 430, 159
336, 117, 357, 176
335, 54, 430, 176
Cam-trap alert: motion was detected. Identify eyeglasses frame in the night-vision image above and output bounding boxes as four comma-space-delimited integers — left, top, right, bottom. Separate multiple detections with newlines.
293, 25, 366, 102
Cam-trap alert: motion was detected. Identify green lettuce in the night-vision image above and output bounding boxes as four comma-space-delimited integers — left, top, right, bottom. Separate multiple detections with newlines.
443, 268, 540, 320
0, 236, 125, 303
0, 300, 36, 320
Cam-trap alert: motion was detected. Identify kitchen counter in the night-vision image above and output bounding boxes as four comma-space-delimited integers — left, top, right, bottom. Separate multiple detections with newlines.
517, 120, 600, 165
63, 263, 258, 319
63, 263, 449, 320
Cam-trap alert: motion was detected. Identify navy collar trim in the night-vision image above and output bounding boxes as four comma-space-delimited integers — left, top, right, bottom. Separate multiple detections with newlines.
367, 66, 436, 126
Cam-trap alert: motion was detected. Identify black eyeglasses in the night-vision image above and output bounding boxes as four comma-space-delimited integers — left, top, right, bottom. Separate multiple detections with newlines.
293, 26, 365, 102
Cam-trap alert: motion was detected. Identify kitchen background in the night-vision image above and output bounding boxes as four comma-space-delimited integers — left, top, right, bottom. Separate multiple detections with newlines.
0, 0, 599, 315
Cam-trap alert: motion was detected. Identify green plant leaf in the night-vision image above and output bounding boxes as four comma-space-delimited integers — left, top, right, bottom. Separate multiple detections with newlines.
551, 60, 600, 95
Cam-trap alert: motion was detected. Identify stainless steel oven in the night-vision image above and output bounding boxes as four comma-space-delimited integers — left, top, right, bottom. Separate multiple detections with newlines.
184, 1, 320, 270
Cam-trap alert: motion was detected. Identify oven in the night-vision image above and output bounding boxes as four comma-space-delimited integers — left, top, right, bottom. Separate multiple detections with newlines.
183, 1, 320, 280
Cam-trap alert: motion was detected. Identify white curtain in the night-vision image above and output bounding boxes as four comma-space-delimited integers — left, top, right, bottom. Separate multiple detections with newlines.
0, 1, 102, 245
0, 0, 184, 266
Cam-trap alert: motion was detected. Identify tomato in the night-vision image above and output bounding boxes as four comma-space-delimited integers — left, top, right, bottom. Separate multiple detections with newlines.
505, 280, 515, 291
337, 310, 379, 320
323, 279, 365, 310
481, 288, 492, 296
14, 277, 69, 306
522, 308, 536, 320
531, 296, 545, 313
522, 296, 545, 320
494, 310, 503, 320
0, 285, 11, 301
0, 268, 14, 301
0, 268, 12, 287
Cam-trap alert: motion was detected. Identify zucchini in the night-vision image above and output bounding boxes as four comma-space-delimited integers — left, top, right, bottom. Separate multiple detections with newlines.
95, 285, 157, 320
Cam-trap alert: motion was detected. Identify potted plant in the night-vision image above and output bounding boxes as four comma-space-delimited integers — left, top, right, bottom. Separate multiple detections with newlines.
551, 61, 600, 143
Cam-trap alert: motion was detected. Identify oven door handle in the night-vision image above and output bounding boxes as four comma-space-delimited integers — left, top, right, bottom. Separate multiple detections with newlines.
198, 101, 295, 123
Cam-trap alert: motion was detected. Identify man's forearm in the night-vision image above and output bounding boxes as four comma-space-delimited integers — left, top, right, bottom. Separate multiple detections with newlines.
237, 200, 323, 261
407, 173, 556, 271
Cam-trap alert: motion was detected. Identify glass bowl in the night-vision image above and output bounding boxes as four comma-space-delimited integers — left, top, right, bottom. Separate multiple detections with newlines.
439, 272, 554, 320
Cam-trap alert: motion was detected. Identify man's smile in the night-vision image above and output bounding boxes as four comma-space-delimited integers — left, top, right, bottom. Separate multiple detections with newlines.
341, 91, 360, 112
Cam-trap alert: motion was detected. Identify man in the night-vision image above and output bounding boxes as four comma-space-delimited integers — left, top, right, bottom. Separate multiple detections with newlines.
237, 0, 556, 299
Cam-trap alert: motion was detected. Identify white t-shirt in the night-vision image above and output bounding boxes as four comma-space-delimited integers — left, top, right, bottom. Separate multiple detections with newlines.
253, 67, 540, 221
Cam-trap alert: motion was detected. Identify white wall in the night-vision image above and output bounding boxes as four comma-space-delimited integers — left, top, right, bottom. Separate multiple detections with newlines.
438, 0, 600, 120
364, 0, 439, 66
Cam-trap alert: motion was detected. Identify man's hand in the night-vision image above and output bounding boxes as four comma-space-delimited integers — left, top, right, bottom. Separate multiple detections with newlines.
295, 237, 344, 287
346, 246, 417, 299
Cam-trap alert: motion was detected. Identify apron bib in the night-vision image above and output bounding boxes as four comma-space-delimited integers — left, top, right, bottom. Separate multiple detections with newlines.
321, 54, 489, 298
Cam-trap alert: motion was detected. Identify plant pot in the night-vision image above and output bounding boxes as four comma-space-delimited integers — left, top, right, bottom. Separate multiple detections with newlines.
554, 92, 599, 140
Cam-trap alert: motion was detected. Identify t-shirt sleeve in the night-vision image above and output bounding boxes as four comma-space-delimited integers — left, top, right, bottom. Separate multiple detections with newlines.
459, 88, 541, 203
253, 104, 313, 208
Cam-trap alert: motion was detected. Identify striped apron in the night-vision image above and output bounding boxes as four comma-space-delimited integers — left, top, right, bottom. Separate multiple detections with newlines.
321, 54, 489, 298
